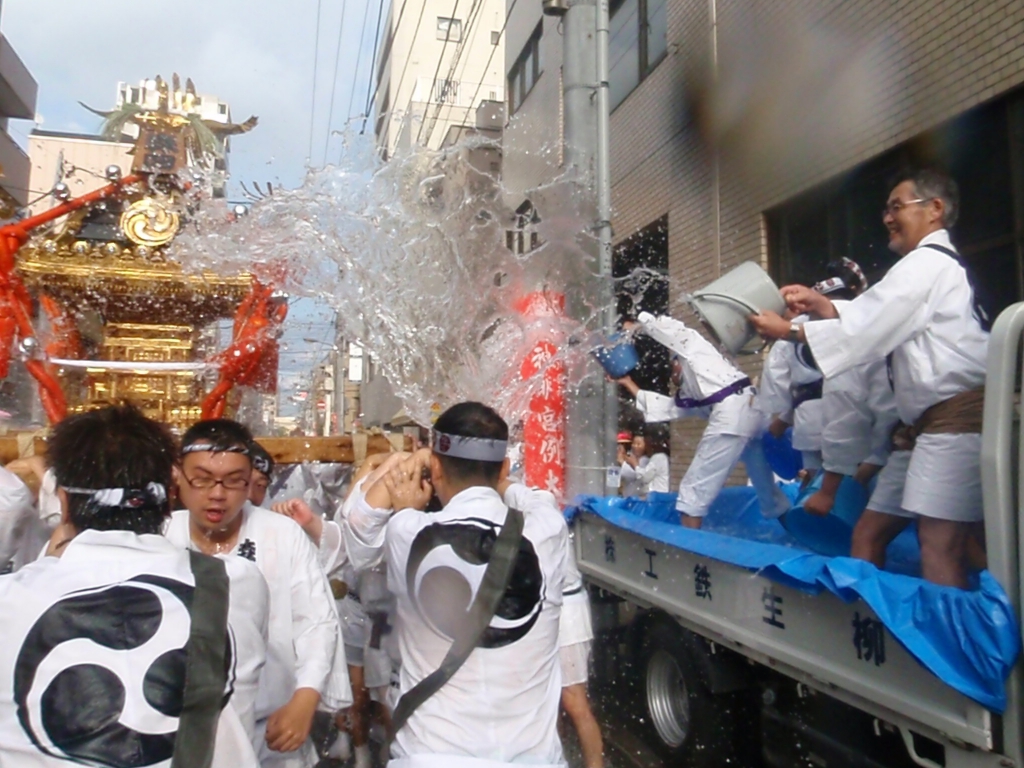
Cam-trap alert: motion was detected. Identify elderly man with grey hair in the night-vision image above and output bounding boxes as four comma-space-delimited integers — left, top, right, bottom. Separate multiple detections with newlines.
751, 169, 991, 589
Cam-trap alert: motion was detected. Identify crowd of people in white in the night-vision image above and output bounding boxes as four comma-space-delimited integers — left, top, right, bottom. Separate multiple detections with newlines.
0, 167, 993, 768
0, 401, 603, 768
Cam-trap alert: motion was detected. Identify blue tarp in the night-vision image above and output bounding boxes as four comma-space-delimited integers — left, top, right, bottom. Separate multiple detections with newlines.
566, 487, 1021, 712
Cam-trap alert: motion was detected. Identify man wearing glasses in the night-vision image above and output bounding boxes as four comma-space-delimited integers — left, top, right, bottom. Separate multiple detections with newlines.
165, 419, 351, 767
751, 169, 990, 589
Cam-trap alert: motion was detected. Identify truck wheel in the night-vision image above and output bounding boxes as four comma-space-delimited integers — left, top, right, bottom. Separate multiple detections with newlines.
639, 620, 754, 766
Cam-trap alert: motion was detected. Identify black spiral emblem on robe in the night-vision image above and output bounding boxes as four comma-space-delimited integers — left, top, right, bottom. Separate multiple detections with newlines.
406, 517, 544, 648
13, 575, 232, 767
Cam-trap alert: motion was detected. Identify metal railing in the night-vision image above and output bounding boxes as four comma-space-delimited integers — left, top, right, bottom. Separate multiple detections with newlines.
981, 301, 1024, 765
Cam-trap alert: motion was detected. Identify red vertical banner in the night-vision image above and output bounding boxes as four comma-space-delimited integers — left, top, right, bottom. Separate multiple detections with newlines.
515, 291, 567, 501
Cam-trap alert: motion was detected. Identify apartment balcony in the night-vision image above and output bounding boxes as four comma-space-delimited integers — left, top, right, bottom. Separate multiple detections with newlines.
0, 34, 37, 120
0, 128, 29, 207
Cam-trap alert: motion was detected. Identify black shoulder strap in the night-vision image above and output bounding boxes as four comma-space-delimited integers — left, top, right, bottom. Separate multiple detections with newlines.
391, 506, 526, 736
172, 552, 231, 768
923, 243, 994, 332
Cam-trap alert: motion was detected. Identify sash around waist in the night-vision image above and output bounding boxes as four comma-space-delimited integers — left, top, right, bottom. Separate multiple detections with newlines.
892, 388, 985, 450
675, 377, 752, 410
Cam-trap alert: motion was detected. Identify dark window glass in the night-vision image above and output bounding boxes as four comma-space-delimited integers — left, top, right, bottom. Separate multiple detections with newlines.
508, 23, 543, 115
767, 91, 1024, 316
614, 215, 670, 397
609, 0, 668, 111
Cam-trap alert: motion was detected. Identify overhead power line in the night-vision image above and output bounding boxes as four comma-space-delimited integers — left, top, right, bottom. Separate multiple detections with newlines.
414, 0, 464, 145
345, 0, 373, 125
362, 0, 425, 136
307, 0, 325, 163
360, 0, 389, 134
418, 0, 488, 145
323, 0, 350, 165
459, 0, 518, 128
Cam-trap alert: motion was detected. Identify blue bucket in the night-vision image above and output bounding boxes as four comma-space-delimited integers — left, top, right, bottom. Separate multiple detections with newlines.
592, 333, 639, 378
761, 427, 803, 481
780, 474, 871, 557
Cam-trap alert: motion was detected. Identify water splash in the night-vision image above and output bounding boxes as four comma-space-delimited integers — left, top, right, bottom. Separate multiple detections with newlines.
173, 132, 609, 427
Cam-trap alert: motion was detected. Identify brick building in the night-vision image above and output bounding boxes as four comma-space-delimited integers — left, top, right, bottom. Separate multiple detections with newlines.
503, 0, 1024, 483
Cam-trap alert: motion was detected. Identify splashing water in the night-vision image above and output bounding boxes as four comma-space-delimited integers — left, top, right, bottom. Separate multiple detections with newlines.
173, 133, 610, 427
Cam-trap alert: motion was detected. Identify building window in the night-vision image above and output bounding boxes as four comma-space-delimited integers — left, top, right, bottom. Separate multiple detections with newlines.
491, 30, 501, 45
506, 200, 541, 255
609, 0, 667, 111
614, 215, 670, 396
508, 22, 543, 115
433, 79, 460, 104
348, 343, 364, 383
218, 103, 228, 115
767, 91, 1024, 318
437, 17, 462, 42
129, 87, 141, 104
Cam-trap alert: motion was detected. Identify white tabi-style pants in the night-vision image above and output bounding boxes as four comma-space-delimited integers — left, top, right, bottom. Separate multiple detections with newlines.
675, 432, 789, 520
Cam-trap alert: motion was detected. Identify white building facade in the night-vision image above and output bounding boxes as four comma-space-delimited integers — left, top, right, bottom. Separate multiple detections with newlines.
373, 0, 506, 155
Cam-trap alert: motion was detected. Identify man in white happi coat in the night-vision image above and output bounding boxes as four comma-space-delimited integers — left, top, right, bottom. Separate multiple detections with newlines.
751, 169, 990, 588
274, 454, 403, 768
758, 260, 872, 479
758, 324, 824, 472
164, 419, 351, 767
798, 346, 899, 528
614, 312, 791, 529
348, 402, 568, 767
0, 405, 268, 768
0, 464, 45, 574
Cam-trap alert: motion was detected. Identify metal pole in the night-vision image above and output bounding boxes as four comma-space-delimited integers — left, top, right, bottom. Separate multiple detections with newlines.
561, 0, 612, 498
595, 0, 616, 494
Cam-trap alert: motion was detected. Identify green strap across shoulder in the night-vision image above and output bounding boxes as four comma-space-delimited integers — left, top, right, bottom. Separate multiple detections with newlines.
171, 551, 231, 768
391, 505, 526, 736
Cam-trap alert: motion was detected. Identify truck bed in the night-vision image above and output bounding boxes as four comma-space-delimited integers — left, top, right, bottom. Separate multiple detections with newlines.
571, 493, 1014, 755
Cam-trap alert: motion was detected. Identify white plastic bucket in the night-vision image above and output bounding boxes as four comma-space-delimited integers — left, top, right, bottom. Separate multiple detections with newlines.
690, 262, 785, 355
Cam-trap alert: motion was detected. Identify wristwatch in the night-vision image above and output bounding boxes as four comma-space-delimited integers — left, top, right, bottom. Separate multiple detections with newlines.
786, 323, 802, 343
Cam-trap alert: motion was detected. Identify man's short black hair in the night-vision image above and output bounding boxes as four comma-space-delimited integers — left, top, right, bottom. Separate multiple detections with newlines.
48, 404, 176, 535
890, 168, 959, 228
180, 419, 254, 460
433, 402, 508, 484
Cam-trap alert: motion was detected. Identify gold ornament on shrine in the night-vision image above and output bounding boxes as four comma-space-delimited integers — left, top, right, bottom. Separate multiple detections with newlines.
120, 197, 180, 247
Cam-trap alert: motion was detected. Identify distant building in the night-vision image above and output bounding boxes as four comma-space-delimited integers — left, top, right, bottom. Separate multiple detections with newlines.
26, 130, 133, 215
27, 78, 237, 211
0, 12, 38, 215
373, 0, 506, 156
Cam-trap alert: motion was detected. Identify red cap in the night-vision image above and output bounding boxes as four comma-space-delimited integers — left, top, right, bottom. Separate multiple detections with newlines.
616, 431, 633, 443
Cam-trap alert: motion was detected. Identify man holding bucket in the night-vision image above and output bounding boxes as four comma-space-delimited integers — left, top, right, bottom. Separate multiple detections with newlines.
613, 312, 791, 529
750, 169, 990, 589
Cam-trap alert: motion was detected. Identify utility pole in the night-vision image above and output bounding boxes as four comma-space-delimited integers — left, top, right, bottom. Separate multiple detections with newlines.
551, 0, 616, 497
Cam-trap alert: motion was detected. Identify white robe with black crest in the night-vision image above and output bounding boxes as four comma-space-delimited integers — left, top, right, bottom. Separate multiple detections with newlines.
165, 504, 351, 767
0, 530, 266, 767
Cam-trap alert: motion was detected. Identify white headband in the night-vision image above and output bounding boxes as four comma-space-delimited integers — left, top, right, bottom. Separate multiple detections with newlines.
251, 454, 272, 475
181, 442, 250, 456
63, 482, 168, 510
433, 431, 508, 462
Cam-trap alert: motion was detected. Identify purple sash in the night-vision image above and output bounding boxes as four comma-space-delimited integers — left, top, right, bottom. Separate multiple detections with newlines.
675, 377, 752, 410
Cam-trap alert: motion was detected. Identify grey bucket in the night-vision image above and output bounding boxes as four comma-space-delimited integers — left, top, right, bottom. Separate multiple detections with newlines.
690, 262, 785, 355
